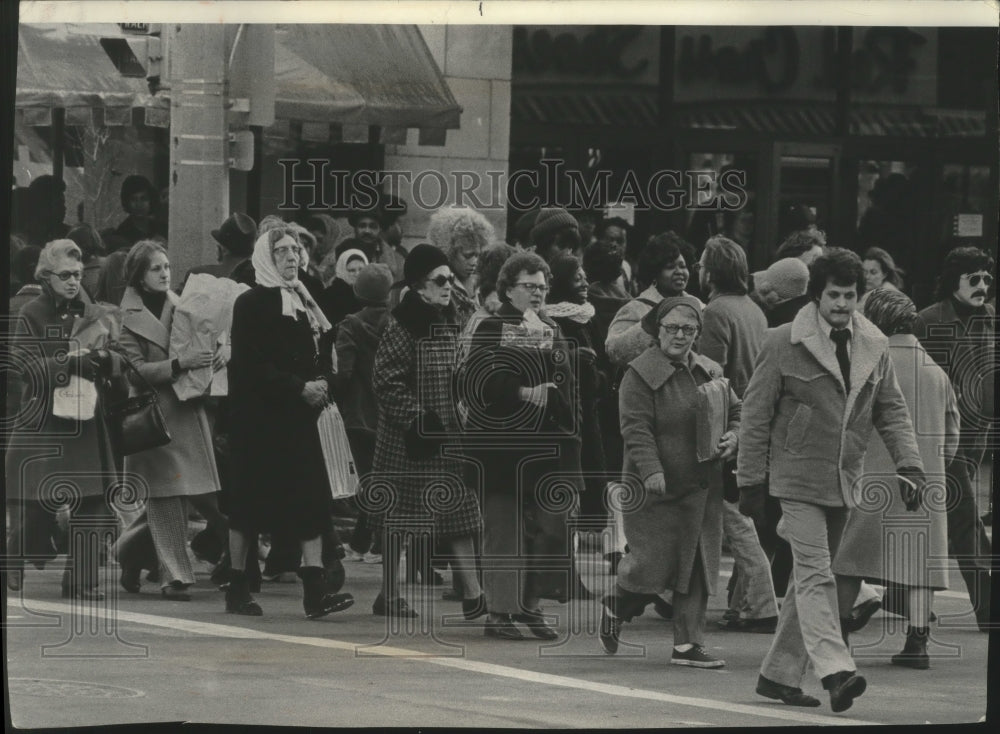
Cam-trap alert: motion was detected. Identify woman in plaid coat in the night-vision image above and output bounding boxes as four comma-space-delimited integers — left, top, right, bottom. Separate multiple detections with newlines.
366, 244, 484, 619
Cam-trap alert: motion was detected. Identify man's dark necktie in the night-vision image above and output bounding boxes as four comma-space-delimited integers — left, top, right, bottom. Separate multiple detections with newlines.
831, 328, 851, 393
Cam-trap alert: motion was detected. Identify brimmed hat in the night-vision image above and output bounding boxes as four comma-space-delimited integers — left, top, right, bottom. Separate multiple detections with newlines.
211, 212, 257, 257
641, 295, 703, 337
404, 243, 450, 286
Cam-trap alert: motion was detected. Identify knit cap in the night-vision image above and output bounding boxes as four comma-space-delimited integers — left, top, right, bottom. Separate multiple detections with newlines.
754, 257, 810, 305
353, 262, 393, 305
530, 207, 579, 247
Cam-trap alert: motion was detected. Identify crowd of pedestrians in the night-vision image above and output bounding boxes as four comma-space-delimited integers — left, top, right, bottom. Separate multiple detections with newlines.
4, 172, 995, 713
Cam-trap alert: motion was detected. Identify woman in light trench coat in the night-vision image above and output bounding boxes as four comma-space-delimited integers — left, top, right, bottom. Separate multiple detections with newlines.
112, 240, 224, 600
833, 288, 959, 669
600, 295, 741, 668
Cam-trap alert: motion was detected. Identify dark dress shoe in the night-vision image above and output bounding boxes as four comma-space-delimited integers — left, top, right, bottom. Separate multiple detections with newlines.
161, 582, 192, 602
462, 594, 487, 620
756, 675, 821, 707
514, 610, 558, 640
120, 566, 142, 594
225, 573, 263, 616
484, 614, 524, 641
823, 671, 867, 713
845, 599, 881, 633
305, 592, 354, 619
599, 606, 621, 654
372, 595, 418, 618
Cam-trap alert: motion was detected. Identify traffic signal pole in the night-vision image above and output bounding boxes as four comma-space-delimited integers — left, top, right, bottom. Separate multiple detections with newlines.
165, 24, 229, 282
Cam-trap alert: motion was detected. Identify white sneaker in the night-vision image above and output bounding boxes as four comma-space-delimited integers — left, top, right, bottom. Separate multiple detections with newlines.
363, 552, 383, 564
343, 549, 364, 562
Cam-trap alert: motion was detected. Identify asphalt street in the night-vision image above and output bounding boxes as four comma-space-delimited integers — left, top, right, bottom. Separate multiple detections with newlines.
3, 547, 992, 729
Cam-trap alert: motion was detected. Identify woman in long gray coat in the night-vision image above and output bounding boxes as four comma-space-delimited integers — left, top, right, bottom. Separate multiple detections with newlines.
112, 240, 223, 600
600, 295, 741, 668
833, 289, 960, 669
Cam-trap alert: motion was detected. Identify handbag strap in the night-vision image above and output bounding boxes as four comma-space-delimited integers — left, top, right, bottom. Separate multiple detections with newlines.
106, 344, 158, 395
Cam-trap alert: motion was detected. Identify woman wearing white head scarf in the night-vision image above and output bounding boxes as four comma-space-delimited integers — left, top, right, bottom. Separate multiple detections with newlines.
224, 228, 352, 619
318, 248, 368, 327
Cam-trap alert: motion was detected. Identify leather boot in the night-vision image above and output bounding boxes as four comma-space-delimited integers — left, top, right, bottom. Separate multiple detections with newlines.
225, 570, 262, 616
891, 626, 930, 669
297, 566, 354, 619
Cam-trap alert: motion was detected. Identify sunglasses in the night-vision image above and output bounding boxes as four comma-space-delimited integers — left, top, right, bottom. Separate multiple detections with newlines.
962, 273, 993, 288
49, 270, 83, 282
428, 274, 456, 287
660, 324, 698, 337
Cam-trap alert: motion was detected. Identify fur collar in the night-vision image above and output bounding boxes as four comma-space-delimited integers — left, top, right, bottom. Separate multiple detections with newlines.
628, 345, 723, 391
391, 288, 455, 338
790, 301, 887, 418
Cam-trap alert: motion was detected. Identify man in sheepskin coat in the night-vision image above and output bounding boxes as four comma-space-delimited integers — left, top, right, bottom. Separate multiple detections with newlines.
737, 248, 924, 713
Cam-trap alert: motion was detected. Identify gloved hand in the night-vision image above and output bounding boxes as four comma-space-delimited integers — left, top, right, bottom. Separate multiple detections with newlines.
897, 465, 926, 512
66, 352, 96, 381
738, 484, 768, 526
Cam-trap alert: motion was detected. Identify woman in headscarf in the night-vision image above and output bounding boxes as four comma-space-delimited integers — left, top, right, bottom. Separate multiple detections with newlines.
4, 239, 120, 598
464, 252, 583, 640
600, 295, 741, 669
833, 289, 959, 670
224, 227, 354, 619
114, 239, 225, 601
318, 248, 368, 326
363, 244, 484, 618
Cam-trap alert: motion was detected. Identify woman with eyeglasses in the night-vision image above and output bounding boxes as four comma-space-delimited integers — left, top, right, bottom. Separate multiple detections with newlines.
599, 296, 740, 669
364, 244, 484, 619
224, 228, 355, 618
463, 252, 583, 640
114, 240, 226, 601
4, 240, 120, 598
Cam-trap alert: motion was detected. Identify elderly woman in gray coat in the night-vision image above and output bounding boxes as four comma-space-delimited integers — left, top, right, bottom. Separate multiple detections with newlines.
600, 295, 741, 668
112, 240, 223, 601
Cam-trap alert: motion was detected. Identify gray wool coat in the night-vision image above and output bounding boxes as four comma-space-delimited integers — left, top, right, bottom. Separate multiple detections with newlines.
617, 346, 741, 596
119, 287, 221, 499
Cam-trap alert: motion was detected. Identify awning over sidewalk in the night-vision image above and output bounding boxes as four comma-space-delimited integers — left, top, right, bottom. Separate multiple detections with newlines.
15, 23, 461, 138
15, 23, 169, 126
274, 24, 461, 132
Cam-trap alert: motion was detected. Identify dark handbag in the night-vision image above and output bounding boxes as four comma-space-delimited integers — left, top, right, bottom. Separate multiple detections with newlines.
102, 351, 172, 456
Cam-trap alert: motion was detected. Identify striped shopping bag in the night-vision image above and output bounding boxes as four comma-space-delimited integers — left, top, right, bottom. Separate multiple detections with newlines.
317, 403, 360, 498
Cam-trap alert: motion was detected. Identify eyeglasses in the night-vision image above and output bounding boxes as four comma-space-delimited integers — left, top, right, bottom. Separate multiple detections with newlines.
515, 282, 549, 294
962, 273, 994, 288
659, 324, 698, 337
272, 244, 302, 258
48, 270, 83, 282
428, 274, 456, 287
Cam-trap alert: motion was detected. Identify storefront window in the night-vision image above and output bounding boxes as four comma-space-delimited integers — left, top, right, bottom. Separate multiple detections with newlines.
681, 152, 757, 252
939, 164, 991, 248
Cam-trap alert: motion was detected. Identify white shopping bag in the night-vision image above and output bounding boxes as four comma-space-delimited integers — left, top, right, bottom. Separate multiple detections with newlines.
317, 403, 359, 499
52, 349, 97, 420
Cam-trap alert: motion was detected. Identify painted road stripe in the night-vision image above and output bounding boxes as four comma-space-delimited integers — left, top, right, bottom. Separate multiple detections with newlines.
10, 598, 873, 727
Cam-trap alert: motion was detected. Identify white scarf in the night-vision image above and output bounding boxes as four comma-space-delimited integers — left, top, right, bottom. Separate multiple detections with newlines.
544, 300, 595, 324
251, 231, 332, 333
334, 248, 368, 283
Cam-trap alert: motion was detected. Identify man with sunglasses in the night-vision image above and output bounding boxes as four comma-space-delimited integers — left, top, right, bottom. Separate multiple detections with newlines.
913, 246, 995, 633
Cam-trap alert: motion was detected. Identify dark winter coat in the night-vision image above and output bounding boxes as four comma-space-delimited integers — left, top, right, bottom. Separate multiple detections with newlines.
4, 290, 118, 501
365, 289, 481, 538
765, 294, 811, 329
319, 278, 362, 328
227, 286, 335, 539
335, 304, 387, 432
466, 302, 584, 500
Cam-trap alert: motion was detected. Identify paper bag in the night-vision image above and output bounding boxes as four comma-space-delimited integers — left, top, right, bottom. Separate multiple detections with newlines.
317, 403, 359, 498
695, 377, 731, 463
